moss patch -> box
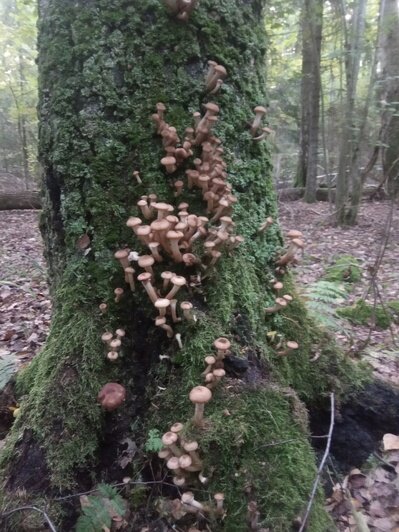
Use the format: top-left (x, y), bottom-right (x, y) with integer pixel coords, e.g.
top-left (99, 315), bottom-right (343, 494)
top-left (323, 255), bottom-right (362, 283)
top-left (337, 299), bottom-right (392, 329)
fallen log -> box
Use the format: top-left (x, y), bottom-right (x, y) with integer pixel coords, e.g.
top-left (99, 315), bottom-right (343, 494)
top-left (0, 191), bottom-right (41, 210)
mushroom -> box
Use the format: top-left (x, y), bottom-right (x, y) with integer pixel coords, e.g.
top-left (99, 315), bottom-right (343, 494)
top-left (264, 297), bottom-right (287, 314)
top-left (124, 267), bottom-right (135, 291)
top-left (189, 386), bottom-right (212, 427)
top-left (97, 383), bottom-right (126, 411)
top-left (133, 170), bottom-right (142, 184)
top-left (158, 448), bottom-right (172, 460)
top-left (155, 316), bottom-right (174, 338)
top-left (167, 456), bottom-right (184, 477)
top-left (214, 493), bottom-right (225, 516)
top-left (161, 271), bottom-right (174, 292)
top-left (181, 492), bottom-right (205, 514)
top-left (165, 275), bottom-right (186, 300)
top-left (247, 501), bottom-right (260, 530)
top-left (114, 249), bottom-right (130, 270)
top-left (277, 341), bottom-right (299, 356)
top-left (161, 156), bottom-right (177, 174)
top-left (276, 238), bottom-right (305, 266)
top-left (201, 356), bottom-right (216, 377)
top-left (213, 337), bottom-right (231, 361)
top-left (137, 198), bottom-right (152, 220)
top-left (162, 431), bottom-right (182, 457)
top-left (114, 287), bottom-right (124, 303)
top-left (107, 351), bottom-right (119, 362)
top-left (173, 476), bottom-right (186, 487)
top-left (99, 303), bottom-right (108, 314)
top-left (250, 105), bottom-right (267, 136)
top-left (137, 272), bottom-right (158, 303)
top-left (180, 301), bottom-right (194, 321)
top-left (207, 368), bottom-right (225, 389)
top-left (252, 126), bottom-right (273, 141)
top-left (101, 332), bottom-right (113, 345)
top-left (148, 241), bottom-right (163, 262)
top-left (174, 180), bottom-right (184, 196)
top-left (170, 299), bottom-right (181, 323)
top-left (126, 216), bottom-right (142, 234)
top-left (138, 255), bottom-right (155, 275)
top-left (154, 298), bottom-right (171, 318)
top-left (166, 230), bottom-right (184, 262)
top-left (258, 216), bottom-right (274, 233)
top-left (183, 440), bottom-right (202, 469)
top-left (273, 281), bottom-right (283, 293)
top-left (110, 338), bottom-right (121, 351)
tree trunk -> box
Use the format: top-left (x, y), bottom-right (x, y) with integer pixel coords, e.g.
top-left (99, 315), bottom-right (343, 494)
top-left (297, 0), bottom-right (323, 203)
top-left (0, 2), bottom-right (354, 530)
top-left (335, 0), bottom-right (367, 225)
top-left (379, 0), bottom-right (399, 198)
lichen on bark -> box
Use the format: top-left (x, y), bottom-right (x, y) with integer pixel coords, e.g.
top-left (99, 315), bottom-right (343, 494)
top-left (0, 1), bottom-right (363, 530)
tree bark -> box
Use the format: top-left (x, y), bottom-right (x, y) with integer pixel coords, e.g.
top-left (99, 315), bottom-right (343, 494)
top-left (297, 0), bottom-right (323, 203)
top-left (0, 2), bottom-right (353, 530)
top-left (379, 0), bottom-right (399, 198)
top-left (335, 0), bottom-right (367, 225)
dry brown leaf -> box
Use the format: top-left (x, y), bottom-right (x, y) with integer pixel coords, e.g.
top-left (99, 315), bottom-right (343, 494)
top-left (383, 433), bottom-right (399, 451)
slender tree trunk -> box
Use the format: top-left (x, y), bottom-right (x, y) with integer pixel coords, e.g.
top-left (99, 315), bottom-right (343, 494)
top-left (297, 0), bottom-right (323, 202)
top-left (335, 0), bottom-right (367, 225)
top-left (345, 0), bottom-right (384, 224)
top-left (379, 0), bottom-right (399, 197)
top-left (0, 1), bottom-right (352, 530)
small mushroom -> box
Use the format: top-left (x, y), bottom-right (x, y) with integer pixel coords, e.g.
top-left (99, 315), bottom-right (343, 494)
top-left (264, 297), bottom-right (288, 314)
top-left (165, 275), bottom-right (186, 300)
top-left (277, 341), bottom-right (299, 356)
top-left (213, 337), bottom-right (231, 361)
top-left (189, 386), bottom-right (212, 427)
top-left (201, 355), bottom-right (216, 376)
top-left (214, 492), bottom-right (225, 516)
top-left (250, 105), bottom-right (267, 136)
top-left (114, 287), bottom-right (124, 303)
top-left (162, 431), bottom-right (182, 457)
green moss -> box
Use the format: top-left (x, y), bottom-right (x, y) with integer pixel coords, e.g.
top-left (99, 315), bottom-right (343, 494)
top-left (323, 255), bottom-right (362, 283)
top-left (1, 266), bottom-right (116, 489)
top-left (337, 299), bottom-right (392, 329)
top-left (0, 1), bottom-right (366, 530)
top-left (149, 383), bottom-right (332, 531)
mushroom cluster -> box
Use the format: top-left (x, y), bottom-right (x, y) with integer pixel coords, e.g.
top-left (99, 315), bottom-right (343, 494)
top-left (101, 329), bottom-right (125, 361)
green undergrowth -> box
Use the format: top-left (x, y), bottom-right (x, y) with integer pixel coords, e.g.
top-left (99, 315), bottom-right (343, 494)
top-left (337, 299), bottom-right (393, 329)
top-left (324, 255), bottom-right (362, 283)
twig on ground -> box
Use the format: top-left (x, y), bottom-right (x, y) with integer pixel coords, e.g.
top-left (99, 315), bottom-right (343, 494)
top-left (0, 505), bottom-right (57, 532)
top-left (298, 393), bottom-right (335, 532)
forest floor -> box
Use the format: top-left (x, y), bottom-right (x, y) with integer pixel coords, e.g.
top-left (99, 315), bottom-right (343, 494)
top-left (0, 199), bottom-right (398, 530)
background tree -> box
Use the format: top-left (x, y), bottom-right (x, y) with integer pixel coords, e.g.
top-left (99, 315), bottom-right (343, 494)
top-left (0, 0), bottom-right (37, 187)
top-left (0, 1), bottom-right (356, 530)
top-left (296, 0), bottom-right (323, 203)
top-left (379, 0), bottom-right (399, 197)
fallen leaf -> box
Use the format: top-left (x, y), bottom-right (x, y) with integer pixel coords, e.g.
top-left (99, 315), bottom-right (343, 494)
top-left (383, 433), bottom-right (399, 451)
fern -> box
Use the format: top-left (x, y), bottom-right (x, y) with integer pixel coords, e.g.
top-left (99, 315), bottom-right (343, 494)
top-left (144, 428), bottom-right (163, 452)
top-left (76, 483), bottom-right (127, 532)
top-left (300, 280), bottom-right (348, 331)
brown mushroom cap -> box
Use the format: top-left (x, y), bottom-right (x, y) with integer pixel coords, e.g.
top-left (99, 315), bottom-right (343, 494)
top-left (97, 383), bottom-right (126, 411)
top-left (213, 337), bottom-right (231, 351)
top-left (162, 431), bottom-right (178, 447)
top-left (183, 441), bottom-right (199, 452)
top-left (286, 341), bottom-right (299, 350)
top-left (213, 368), bottom-right (226, 378)
top-left (114, 249), bottom-right (129, 260)
top-left (155, 298), bottom-right (171, 310)
top-left (286, 230), bottom-right (303, 239)
top-left (126, 216), bottom-right (142, 229)
top-left (138, 255), bottom-right (155, 269)
top-left (189, 385), bottom-right (212, 404)
top-left (203, 102), bottom-right (220, 114)
top-left (291, 238), bottom-right (305, 248)
top-left (161, 156), bottom-right (177, 167)
top-left (254, 105), bottom-right (267, 114)
top-left (170, 422), bottom-right (184, 433)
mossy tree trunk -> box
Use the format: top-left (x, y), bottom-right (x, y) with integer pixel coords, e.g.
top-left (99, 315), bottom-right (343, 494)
top-left (0, 1), bottom-right (356, 530)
